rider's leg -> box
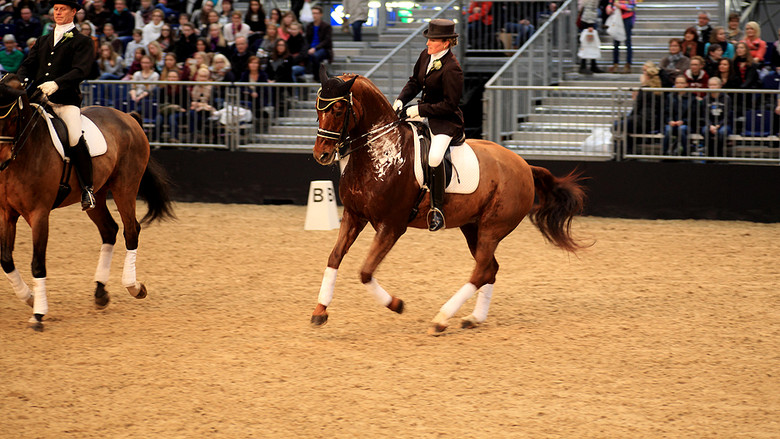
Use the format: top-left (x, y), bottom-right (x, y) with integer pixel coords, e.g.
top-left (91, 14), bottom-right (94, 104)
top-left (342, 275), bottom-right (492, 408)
top-left (427, 134), bottom-right (451, 232)
top-left (53, 104), bottom-right (94, 210)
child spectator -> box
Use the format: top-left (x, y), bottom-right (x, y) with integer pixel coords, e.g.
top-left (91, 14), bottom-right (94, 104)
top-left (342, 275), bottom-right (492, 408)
top-left (578, 26), bottom-right (603, 75)
top-left (699, 76), bottom-right (731, 158)
top-left (147, 41), bottom-right (165, 72)
top-left (124, 46), bottom-right (147, 78)
top-left (124, 29), bottom-right (146, 69)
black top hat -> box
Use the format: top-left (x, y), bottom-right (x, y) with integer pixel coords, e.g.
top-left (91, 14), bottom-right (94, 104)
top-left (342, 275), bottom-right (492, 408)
top-left (52, 0), bottom-right (81, 9)
top-left (423, 19), bottom-right (458, 39)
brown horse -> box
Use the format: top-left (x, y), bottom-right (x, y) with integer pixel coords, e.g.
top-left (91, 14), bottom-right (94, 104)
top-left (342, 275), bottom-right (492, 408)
top-left (0, 74), bottom-right (174, 330)
top-left (311, 71), bottom-right (587, 334)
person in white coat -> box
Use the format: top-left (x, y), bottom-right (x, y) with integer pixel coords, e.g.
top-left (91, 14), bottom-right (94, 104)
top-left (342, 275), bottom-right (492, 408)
top-left (342, 0), bottom-right (369, 41)
top-left (578, 26), bottom-right (603, 74)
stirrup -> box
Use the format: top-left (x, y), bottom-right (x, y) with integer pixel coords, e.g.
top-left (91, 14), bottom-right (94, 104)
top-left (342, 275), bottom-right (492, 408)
top-left (427, 208), bottom-right (445, 232)
top-left (81, 187), bottom-right (95, 211)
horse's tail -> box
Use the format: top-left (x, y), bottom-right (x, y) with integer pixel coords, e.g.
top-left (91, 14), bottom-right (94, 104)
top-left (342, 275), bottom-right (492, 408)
top-left (139, 157), bottom-right (176, 225)
top-left (529, 166), bottom-right (587, 253)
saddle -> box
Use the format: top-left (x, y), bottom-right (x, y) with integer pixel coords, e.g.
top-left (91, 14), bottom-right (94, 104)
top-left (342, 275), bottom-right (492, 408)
top-left (408, 120), bottom-right (465, 188)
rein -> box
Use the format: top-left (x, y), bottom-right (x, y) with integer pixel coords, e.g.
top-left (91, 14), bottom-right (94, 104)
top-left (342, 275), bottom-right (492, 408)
top-left (0, 94), bottom-right (43, 172)
top-left (316, 88), bottom-right (402, 160)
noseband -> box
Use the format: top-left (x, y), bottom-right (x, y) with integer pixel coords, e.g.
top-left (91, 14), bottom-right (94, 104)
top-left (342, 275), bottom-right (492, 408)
top-left (316, 88), bottom-right (402, 160)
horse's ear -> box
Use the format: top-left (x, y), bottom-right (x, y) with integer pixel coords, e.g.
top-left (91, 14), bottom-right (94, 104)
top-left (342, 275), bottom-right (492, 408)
top-left (344, 75), bottom-right (358, 91)
top-left (319, 64), bottom-right (329, 85)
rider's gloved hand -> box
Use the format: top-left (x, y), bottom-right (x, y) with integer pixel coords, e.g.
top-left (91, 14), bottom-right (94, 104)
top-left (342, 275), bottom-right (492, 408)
top-left (405, 105), bottom-right (419, 119)
top-left (392, 100), bottom-right (403, 113)
top-left (38, 81), bottom-right (59, 96)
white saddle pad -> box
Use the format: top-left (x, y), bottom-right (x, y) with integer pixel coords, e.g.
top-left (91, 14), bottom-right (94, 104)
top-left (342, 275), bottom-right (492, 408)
top-left (31, 104), bottom-right (108, 159)
top-left (410, 122), bottom-right (479, 194)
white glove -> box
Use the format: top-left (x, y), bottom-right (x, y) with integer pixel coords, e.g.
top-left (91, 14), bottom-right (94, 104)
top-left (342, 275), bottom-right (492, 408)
top-left (38, 81), bottom-right (59, 96)
top-left (392, 99), bottom-right (403, 112)
top-left (405, 105), bottom-right (419, 118)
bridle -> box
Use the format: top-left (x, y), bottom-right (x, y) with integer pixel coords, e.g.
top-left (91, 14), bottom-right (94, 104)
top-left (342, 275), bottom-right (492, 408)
top-left (316, 88), bottom-right (402, 160)
top-left (0, 93), bottom-right (42, 172)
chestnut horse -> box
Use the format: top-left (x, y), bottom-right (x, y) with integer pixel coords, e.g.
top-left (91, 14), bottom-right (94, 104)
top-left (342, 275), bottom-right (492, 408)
top-left (311, 71), bottom-right (587, 334)
top-left (0, 74), bottom-right (174, 330)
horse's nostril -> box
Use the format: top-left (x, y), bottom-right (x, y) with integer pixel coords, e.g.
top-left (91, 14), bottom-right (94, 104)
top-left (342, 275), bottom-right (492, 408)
top-left (319, 152), bottom-right (330, 162)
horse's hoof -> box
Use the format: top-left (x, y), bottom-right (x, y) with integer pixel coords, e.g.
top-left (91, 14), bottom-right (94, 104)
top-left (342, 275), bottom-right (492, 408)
top-left (135, 283), bottom-right (147, 299)
top-left (387, 297), bottom-right (404, 314)
top-left (461, 315), bottom-right (481, 329)
top-left (127, 282), bottom-right (147, 299)
top-left (428, 323), bottom-right (447, 336)
top-left (94, 282), bottom-right (110, 309)
top-left (311, 313), bottom-right (329, 327)
top-left (29, 314), bottom-right (44, 332)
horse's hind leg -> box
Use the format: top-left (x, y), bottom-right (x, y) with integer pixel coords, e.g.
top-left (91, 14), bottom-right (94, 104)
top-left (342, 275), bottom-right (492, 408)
top-left (87, 191), bottom-right (119, 309)
top-left (112, 191), bottom-right (146, 300)
top-left (0, 211), bottom-right (32, 307)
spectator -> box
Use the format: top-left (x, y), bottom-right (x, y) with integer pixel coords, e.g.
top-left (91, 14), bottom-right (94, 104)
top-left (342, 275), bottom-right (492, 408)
top-left (536, 2), bottom-right (557, 27)
top-left (659, 38), bottom-right (690, 86)
top-left (229, 35), bottom-right (251, 78)
top-left (238, 55), bottom-right (269, 113)
top-left (174, 22), bottom-right (198, 62)
top-left (0, 34), bottom-right (24, 74)
top-left (124, 29), bottom-right (145, 68)
top-left (157, 69), bottom-right (188, 142)
top-left (223, 10), bottom-right (250, 45)
top-left (134, 0), bottom-right (155, 30)
top-left (703, 43), bottom-right (723, 78)
top-left (715, 58), bottom-right (740, 89)
top-left (266, 38), bottom-right (293, 82)
top-left (161, 52), bottom-right (185, 80)
top-left (110, 0), bottom-right (136, 40)
top-left (155, 0), bottom-right (179, 22)
top-left (286, 22), bottom-right (306, 81)
top-left (680, 27), bottom-right (699, 59)
top-left (218, 0), bottom-right (233, 26)
top-left (733, 41), bottom-right (760, 88)
top-left (699, 76), bottom-right (731, 158)
top-left (304, 5), bottom-right (332, 81)
top-left (767, 27), bottom-right (780, 71)
top-left (278, 11), bottom-right (297, 41)
top-left (191, 0), bottom-right (213, 30)
top-left (704, 26), bottom-right (735, 61)
top-left (695, 11), bottom-right (712, 55)
top-left (156, 24), bottom-right (174, 52)
top-left (725, 12), bottom-right (743, 45)
top-left (85, 0), bottom-right (111, 36)
top-left (80, 21), bottom-right (100, 55)
top-left (195, 36), bottom-right (209, 54)
top-left (578, 26), bottom-right (603, 74)
top-left (663, 74), bottom-right (692, 156)
top-left (189, 66), bottom-right (217, 141)
top-left (258, 23), bottom-right (277, 55)
top-left (128, 54), bottom-right (159, 111)
top-left (147, 40), bottom-right (164, 71)
top-left (619, 61), bottom-right (663, 153)
top-left (142, 8), bottom-right (165, 46)
top-left (244, 0), bottom-right (266, 42)
top-left (342, 0), bottom-right (368, 42)
top-left (267, 8), bottom-right (282, 27)
top-left (290, 0), bottom-right (306, 23)
top-left (206, 22), bottom-right (229, 55)
top-left (97, 41), bottom-right (125, 79)
top-left (742, 21), bottom-right (767, 64)
top-left (24, 38), bottom-right (37, 56)
top-left (467, 1), bottom-right (494, 49)
top-left (13, 7), bottom-right (42, 49)
top-left (506, 18), bottom-right (534, 49)
top-left (210, 52), bottom-right (234, 81)
top-left (200, 10), bottom-right (220, 37)
top-left (100, 22), bottom-right (124, 54)
top-left (607, 0), bottom-right (636, 73)
top-left (124, 46), bottom-right (146, 78)
top-left (684, 56), bottom-right (709, 96)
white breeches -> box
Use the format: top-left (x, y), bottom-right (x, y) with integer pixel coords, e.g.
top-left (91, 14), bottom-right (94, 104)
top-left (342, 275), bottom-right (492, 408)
top-left (51, 104), bottom-right (82, 146)
top-left (428, 134), bottom-right (452, 167)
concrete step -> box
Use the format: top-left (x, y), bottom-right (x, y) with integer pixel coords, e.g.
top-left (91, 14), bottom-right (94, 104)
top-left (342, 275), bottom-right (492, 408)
top-left (542, 96), bottom-right (632, 106)
top-left (528, 113), bottom-right (615, 124)
top-left (511, 131), bottom-right (592, 142)
top-left (268, 125), bottom-right (318, 136)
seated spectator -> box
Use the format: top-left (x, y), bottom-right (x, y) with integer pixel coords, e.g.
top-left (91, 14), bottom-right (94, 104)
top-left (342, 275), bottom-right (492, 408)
top-left (278, 11), bottom-right (297, 41)
top-left (695, 11), bottom-right (712, 55)
top-left (286, 22), bottom-right (307, 80)
top-left (200, 10), bottom-right (221, 37)
top-left (245, 0), bottom-right (266, 44)
top-left (142, 9), bottom-right (166, 46)
top-left (101, 23), bottom-right (124, 55)
top-left (206, 23), bottom-right (230, 55)
top-left (704, 43), bottom-right (723, 78)
top-left (733, 42), bottom-right (760, 89)
top-left (157, 70), bottom-right (189, 143)
top-left (97, 42), bottom-right (125, 79)
top-left (704, 26), bottom-right (735, 61)
top-left (189, 66), bottom-right (217, 141)
top-left (663, 74), bottom-right (692, 155)
top-left (684, 56), bottom-right (709, 94)
top-left (85, 0), bottom-right (111, 35)
top-left (124, 47), bottom-right (146, 78)
top-left (467, 1), bottom-right (494, 50)
top-left (238, 55), bottom-right (269, 113)
top-left (767, 27), bottom-right (780, 71)
top-left (681, 27), bottom-right (699, 59)
top-left (726, 11), bottom-right (743, 45)
top-left (192, 0), bottom-right (215, 31)
top-left (154, 0), bottom-right (179, 25)
top-left (659, 38), bottom-right (690, 87)
top-left (147, 41), bottom-right (165, 72)
top-left (80, 21), bottom-right (100, 56)
top-left (174, 22), bottom-right (199, 62)
top-left (224, 10), bottom-right (251, 45)
top-left (305, 5), bottom-right (332, 81)
top-left (210, 52), bottom-right (235, 81)
top-left (258, 23), bottom-right (278, 56)
top-left (0, 34), bottom-right (24, 74)
top-left (618, 61), bottom-right (664, 154)
top-left (24, 38), bottom-right (37, 56)
top-left (134, 0), bottom-right (156, 30)
top-left (715, 58), bottom-right (741, 89)
top-left (124, 29), bottom-right (146, 69)
top-left (699, 76), bottom-right (731, 158)
top-left (218, 0), bottom-right (235, 26)
top-left (162, 52), bottom-right (187, 81)
top-left (128, 55), bottom-right (160, 112)
top-left (230, 35), bottom-right (251, 78)
top-left (157, 24), bottom-right (175, 52)
top-left (13, 7), bottom-right (41, 50)
top-left (506, 18), bottom-right (534, 49)
top-left (110, 0), bottom-right (136, 41)
top-left (742, 21), bottom-right (767, 64)
top-left (267, 8), bottom-right (282, 27)
top-left (195, 37), bottom-right (210, 54)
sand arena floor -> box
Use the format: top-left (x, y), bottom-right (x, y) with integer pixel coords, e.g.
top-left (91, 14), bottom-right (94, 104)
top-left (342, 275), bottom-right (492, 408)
top-left (0, 202), bottom-right (778, 438)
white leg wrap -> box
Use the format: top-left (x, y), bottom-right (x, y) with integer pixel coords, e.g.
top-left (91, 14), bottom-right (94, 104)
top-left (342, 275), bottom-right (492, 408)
top-left (472, 284), bottom-right (494, 323)
top-left (122, 249), bottom-right (137, 288)
top-left (94, 244), bottom-right (114, 284)
top-left (365, 277), bottom-right (392, 307)
top-left (5, 269), bottom-right (31, 302)
top-left (317, 267), bottom-right (338, 306)
top-left (428, 134), bottom-right (453, 167)
top-left (32, 277), bottom-right (48, 316)
top-left (440, 283), bottom-right (478, 319)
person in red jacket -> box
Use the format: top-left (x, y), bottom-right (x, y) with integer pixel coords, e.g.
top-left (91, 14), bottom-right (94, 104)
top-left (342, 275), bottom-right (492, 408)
top-left (466, 1), bottom-right (493, 49)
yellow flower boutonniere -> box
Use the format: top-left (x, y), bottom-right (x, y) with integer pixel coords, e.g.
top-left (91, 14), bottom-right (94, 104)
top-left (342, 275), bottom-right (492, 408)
top-left (432, 59), bottom-right (443, 71)
top-left (62, 31), bottom-right (74, 41)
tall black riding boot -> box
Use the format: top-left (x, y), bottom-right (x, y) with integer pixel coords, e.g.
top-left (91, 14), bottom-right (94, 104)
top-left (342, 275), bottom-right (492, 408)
top-left (70, 135), bottom-right (95, 211)
top-left (426, 163), bottom-right (445, 232)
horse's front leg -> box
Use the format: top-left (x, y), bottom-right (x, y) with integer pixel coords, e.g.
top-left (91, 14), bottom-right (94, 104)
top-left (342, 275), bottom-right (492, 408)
top-left (359, 222), bottom-right (406, 315)
top-left (0, 210), bottom-right (32, 307)
top-left (311, 209), bottom-right (367, 326)
top-left (28, 211), bottom-right (50, 331)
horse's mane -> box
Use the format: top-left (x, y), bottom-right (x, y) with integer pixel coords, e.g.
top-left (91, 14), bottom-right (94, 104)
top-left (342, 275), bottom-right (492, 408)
top-left (347, 75), bottom-right (394, 118)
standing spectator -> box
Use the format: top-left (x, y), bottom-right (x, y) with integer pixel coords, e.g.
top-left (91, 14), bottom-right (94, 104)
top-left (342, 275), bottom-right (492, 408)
top-left (578, 26), bottom-right (603, 74)
top-left (466, 1), bottom-right (493, 49)
top-left (13, 7), bottom-right (42, 49)
top-left (244, 0), bottom-right (266, 43)
top-left (0, 34), bottom-right (24, 74)
top-left (142, 8), bottom-right (165, 46)
top-left (607, 0), bottom-right (635, 73)
top-left (100, 22), bottom-right (124, 54)
top-left (290, 0), bottom-right (305, 23)
top-left (109, 0), bottom-right (136, 41)
top-left (229, 35), bottom-right (250, 78)
top-left (662, 75), bottom-right (692, 156)
top-left (156, 24), bottom-right (174, 52)
top-left (189, 66), bottom-right (217, 141)
top-left (704, 27), bottom-right (735, 61)
top-left (342, 0), bottom-right (368, 42)
top-left (725, 12), bottom-right (743, 45)
top-left (238, 55), bottom-right (269, 114)
top-left (619, 61), bottom-right (662, 153)
top-left (174, 21), bottom-right (198, 62)
top-left (659, 38), bottom-right (690, 86)
top-left (123, 29), bottom-right (145, 68)
top-left (304, 5), bottom-right (332, 81)
top-left (266, 38), bottom-right (294, 116)
top-left (286, 22), bottom-right (306, 81)
top-left (741, 21), bottom-right (767, 64)
top-left (223, 10), bottom-right (250, 45)
top-left (97, 41), bottom-right (125, 79)
top-left (695, 11), bottom-right (712, 55)
top-left (85, 0), bottom-right (111, 35)
top-left (680, 27), bottom-right (699, 59)
top-left (699, 76), bottom-right (731, 158)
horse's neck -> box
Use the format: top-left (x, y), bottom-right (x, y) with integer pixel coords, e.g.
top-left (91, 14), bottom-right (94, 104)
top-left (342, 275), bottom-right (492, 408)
top-left (347, 119), bottom-right (412, 180)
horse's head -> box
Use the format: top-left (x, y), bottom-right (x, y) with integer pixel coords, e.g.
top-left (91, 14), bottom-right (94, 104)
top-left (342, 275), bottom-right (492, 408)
top-left (313, 66), bottom-right (360, 165)
top-left (0, 74), bottom-right (28, 150)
